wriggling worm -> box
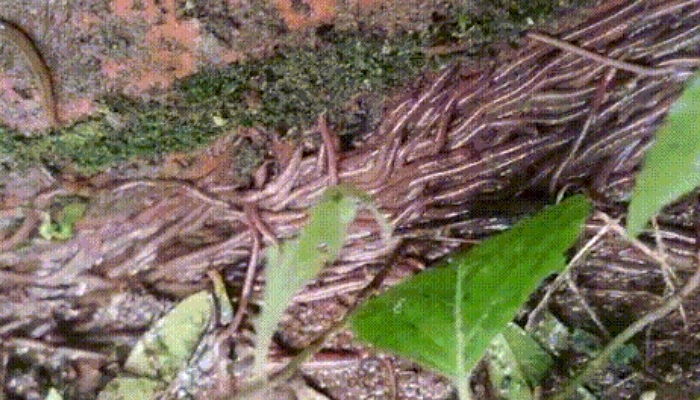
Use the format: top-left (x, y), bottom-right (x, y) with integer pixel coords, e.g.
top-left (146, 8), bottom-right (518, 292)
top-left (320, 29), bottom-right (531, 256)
top-left (0, 19), bottom-right (57, 128)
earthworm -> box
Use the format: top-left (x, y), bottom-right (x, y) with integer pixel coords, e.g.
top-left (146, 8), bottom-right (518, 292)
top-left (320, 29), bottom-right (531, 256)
top-left (0, 19), bottom-right (57, 128)
top-left (112, 178), bottom-right (231, 209)
top-left (146, 232), bottom-right (251, 281)
top-left (217, 146), bottom-right (303, 204)
top-left (106, 204), bottom-right (212, 278)
top-left (592, 137), bottom-right (641, 196)
top-left (550, 67), bottom-right (617, 193)
top-left (230, 230), bottom-right (260, 332)
top-left (529, 32), bottom-right (680, 76)
top-left (574, 100), bottom-right (672, 163)
top-left (243, 203), bottom-right (277, 245)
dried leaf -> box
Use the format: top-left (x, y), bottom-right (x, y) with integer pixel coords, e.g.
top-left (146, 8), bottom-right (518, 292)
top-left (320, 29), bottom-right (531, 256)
top-left (350, 195), bottom-right (590, 398)
top-left (627, 73), bottom-right (700, 236)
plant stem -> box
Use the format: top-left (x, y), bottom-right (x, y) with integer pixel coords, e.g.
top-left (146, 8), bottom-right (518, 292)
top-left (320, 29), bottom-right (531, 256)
top-left (456, 377), bottom-right (473, 400)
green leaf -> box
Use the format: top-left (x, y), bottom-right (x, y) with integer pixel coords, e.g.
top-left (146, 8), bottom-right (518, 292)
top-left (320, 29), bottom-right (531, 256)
top-left (96, 377), bottom-right (164, 400)
top-left (38, 202), bottom-right (88, 241)
top-left (499, 323), bottom-right (554, 387)
top-left (488, 333), bottom-right (534, 400)
top-left (254, 185), bottom-right (368, 374)
top-left (529, 312), bottom-right (571, 356)
top-left (58, 202), bottom-right (88, 226)
top-left (627, 73), bottom-right (700, 236)
top-left (124, 291), bottom-right (213, 380)
top-left (610, 343), bottom-right (640, 367)
top-left (45, 388), bottom-right (64, 400)
top-left (350, 195), bottom-right (590, 397)
top-left (38, 212), bottom-right (54, 240)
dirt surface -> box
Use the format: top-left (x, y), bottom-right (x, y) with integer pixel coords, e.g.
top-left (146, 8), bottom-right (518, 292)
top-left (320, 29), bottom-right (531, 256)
top-left (1, 0), bottom-right (700, 399)
top-left (0, 0), bottom-right (589, 134)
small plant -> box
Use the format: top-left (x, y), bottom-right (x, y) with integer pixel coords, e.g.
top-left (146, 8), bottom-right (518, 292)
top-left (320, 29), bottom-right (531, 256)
top-left (38, 201), bottom-right (87, 241)
top-left (253, 185), bottom-right (381, 375)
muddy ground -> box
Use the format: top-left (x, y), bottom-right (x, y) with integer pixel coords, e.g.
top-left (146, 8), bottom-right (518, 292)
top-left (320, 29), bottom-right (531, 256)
top-left (1, 0), bottom-right (700, 399)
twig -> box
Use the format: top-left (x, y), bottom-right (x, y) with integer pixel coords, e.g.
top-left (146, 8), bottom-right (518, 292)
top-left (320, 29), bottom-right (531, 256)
top-left (4, 338), bottom-right (108, 362)
top-left (527, 32), bottom-right (679, 77)
top-left (599, 212), bottom-right (691, 329)
top-left (651, 216), bottom-right (688, 331)
top-left (651, 216), bottom-right (680, 287)
top-left (598, 213), bottom-right (674, 270)
top-left (565, 274), bottom-right (610, 339)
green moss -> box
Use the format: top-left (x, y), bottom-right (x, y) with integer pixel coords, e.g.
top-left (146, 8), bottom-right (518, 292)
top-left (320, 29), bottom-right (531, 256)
top-left (423, 0), bottom-right (583, 50)
top-left (180, 33), bottom-right (428, 133)
top-left (0, 0), bottom-right (590, 175)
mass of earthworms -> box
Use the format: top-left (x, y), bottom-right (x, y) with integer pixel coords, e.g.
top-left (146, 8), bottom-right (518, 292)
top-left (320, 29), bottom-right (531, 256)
top-left (1, 0), bottom-right (700, 398)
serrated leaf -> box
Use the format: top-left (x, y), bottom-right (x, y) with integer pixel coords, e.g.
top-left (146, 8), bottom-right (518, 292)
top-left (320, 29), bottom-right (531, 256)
top-left (124, 291), bottom-right (212, 380)
top-left (350, 195), bottom-right (590, 397)
top-left (96, 377), bottom-right (163, 400)
top-left (627, 73), bottom-right (700, 236)
top-left (254, 185), bottom-right (368, 374)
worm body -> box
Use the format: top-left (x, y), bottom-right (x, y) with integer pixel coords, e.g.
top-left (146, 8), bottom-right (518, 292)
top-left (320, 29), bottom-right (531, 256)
top-left (0, 19), bottom-right (57, 128)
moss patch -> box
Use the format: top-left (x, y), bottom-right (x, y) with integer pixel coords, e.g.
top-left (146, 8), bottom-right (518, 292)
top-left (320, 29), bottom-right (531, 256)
top-left (0, 0), bottom-right (591, 175)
